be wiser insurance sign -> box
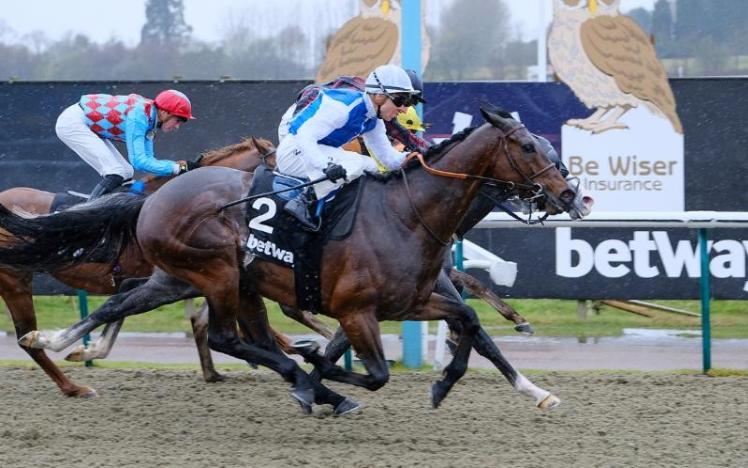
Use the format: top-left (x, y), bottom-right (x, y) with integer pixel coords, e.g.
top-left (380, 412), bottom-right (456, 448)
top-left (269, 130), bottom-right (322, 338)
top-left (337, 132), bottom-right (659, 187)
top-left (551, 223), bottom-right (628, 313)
top-left (562, 107), bottom-right (684, 212)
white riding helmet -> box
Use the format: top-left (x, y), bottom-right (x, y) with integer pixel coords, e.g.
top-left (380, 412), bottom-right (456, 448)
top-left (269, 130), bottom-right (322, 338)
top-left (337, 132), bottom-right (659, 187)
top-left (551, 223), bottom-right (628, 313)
top-left (365, 64), bottom-right (417, 95)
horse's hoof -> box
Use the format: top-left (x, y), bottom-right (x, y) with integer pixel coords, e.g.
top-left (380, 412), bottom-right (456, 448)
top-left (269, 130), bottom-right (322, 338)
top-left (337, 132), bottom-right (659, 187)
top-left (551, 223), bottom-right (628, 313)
top-left (203, 372), bottom-right (226, 383)
top-left (66, 386), bottom-right (98, 398)
top-left (538, 394), bottom-right (561, 411)
top-left (64, 346), bottom-right (87, 362)
top-left (430, 382), bottom-right (449, 409)
top-left (514, 322), bottom-right (534, 335)
top-left (334, 397), bottom-right (363, 416)
top-left (296, 399), bottom-right (313, 415)
top-left (289, 386), bottom-right (315, 411)
top-left (18, 330), bottom-right (42, 348)
top-left (292, 339), bottom-right (320, 356)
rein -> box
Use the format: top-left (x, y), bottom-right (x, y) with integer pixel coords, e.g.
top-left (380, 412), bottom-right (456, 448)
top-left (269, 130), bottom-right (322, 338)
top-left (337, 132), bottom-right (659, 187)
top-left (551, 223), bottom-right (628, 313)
top-left (401, 123), bottom-right (557, 240)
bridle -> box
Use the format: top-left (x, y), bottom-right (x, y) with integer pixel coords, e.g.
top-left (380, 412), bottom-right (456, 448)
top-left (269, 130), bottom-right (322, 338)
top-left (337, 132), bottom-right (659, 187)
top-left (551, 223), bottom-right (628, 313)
top-left (401, 122), bottom-right (563, 244)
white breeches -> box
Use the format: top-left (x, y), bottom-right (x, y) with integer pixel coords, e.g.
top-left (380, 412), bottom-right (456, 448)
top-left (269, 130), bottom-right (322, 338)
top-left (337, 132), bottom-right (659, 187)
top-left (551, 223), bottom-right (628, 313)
top-left (55, 104), bottom-right (134, 180)
top-left (276, 135), bottom-right (378, 199)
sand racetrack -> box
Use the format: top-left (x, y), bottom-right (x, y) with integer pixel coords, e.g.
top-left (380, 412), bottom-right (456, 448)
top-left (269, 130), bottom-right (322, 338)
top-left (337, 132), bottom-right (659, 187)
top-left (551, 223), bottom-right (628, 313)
top-left (1, 367), bottom-right (746, 467)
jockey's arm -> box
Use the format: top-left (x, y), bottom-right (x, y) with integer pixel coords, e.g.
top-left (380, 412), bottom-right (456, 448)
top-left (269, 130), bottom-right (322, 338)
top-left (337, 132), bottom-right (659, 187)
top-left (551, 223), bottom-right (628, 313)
top-left (125, 109), bottom-right (180, 176)
top-left (292, 96), bottom-right (350, 171)
top-left (362, 119), bottom-right (407, 170)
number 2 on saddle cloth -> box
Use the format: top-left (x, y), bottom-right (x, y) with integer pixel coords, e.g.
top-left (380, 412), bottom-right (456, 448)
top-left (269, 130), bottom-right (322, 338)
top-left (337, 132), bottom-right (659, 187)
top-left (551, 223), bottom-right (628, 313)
top-left (243, 164), bottom-right (365, 312)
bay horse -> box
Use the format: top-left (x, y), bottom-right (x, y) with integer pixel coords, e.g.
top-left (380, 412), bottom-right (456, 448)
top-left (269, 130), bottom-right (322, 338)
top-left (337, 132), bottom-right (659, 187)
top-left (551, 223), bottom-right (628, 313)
top-left (1, 135), bottom-right (537, 400)
top-left (0, 108), bottom-right (589, 410)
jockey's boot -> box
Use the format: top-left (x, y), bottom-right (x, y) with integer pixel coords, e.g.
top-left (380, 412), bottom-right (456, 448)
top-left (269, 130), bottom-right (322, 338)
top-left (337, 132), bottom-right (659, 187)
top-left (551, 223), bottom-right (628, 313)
top-left (284, 195), bottom-right (318, 230)
top-left (89, 174), bottom-right (124, 201)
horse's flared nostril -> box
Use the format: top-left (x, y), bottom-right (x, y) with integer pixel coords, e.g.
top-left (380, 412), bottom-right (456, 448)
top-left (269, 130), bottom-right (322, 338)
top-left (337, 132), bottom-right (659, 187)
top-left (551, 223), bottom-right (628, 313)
top-left (560, 190), bottom-right (575, 203)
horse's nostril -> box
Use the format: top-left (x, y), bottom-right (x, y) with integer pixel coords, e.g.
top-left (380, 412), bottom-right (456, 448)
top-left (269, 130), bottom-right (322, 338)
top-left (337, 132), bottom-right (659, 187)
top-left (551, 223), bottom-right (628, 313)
top-left (561, 190), bottom-right (575, 203)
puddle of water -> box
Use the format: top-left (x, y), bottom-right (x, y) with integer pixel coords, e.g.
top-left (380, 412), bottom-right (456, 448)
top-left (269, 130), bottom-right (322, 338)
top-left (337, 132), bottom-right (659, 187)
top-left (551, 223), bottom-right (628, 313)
top-left (622, 328), bottom-right (701, 339)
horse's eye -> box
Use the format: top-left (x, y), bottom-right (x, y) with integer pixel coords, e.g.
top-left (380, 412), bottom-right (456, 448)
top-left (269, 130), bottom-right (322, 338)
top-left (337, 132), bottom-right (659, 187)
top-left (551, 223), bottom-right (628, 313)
top-left (521, 144), bottom-right (536, 154)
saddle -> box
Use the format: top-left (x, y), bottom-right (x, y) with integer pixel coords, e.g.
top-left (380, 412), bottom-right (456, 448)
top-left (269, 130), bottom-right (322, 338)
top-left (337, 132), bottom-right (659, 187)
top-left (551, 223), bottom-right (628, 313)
top-left (50, 181), bottom-right (142, 212)
top-left (244, 164), bottom-right (365, 312)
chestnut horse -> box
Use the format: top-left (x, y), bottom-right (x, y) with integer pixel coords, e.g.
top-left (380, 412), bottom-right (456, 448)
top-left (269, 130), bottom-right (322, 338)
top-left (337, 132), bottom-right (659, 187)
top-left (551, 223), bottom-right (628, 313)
top-left (0, 137), bottom-right (288, 396)
top-left (0, 108), bottom-right (589, 410)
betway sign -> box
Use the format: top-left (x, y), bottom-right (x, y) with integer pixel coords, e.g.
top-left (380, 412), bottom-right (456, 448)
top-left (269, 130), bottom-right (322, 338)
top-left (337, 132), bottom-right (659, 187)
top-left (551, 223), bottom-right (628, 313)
top-left (557, 229), bottom-right (747, 289)
top-left (464, 227), bottom-right (748, 299)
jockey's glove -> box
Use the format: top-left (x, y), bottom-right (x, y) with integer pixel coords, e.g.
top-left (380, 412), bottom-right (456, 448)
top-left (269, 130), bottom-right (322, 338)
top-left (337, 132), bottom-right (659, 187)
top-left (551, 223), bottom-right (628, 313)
top-left (323, 163), bottom-right (347, 183)
top-left (177, 159), bottom-right (201, 174)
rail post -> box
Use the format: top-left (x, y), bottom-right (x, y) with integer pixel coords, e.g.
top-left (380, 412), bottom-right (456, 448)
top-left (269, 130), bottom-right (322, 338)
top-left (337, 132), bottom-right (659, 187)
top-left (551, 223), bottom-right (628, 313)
top-left (400, 0), bottom-right (423, 368)
top-left (76, 290), bottom-right (93, 368)
top-left (698, 228), bottom-right (711, 373)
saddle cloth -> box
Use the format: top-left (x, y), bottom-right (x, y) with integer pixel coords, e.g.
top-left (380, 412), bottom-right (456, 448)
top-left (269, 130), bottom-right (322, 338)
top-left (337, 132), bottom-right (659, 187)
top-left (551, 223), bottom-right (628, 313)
top-left (244, 164), bottom-right (365, 312)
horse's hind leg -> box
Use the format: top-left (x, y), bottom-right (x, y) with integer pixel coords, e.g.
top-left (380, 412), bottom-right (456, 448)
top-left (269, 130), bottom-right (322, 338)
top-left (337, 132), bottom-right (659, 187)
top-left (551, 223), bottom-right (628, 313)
top-left (235, 284), bottom-right (356, 414)
top-left (279, 304), bottom-right (335, 340)
top-left (297, 309), bottom-right (390, 392)
top-left (448, 269), bottom-right (533, 334)
top-left (185, 300), bottom-right (224, 382)
top-left (0, 270), bottom-right (96, 397)
top-left (66, 276), bottom-right (164, 360)
top-left (65, 319), bottom-right (123, 361)
top-left (21, 269), bottom-right (201, 353)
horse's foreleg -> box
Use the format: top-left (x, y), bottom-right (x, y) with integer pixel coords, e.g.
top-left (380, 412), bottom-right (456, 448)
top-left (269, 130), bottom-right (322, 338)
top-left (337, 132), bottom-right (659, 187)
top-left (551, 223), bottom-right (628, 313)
top-left (279, 304), bottom-right (335, 340)
top-left (406, 293), bottom-right (480, 408)
top-left (186, 300), bottom-right (224, 383)
top-left (465, 324), bottom-right (559, 410)
top-left (435, 273), bottom-right (558, 409)
top-left (448, 269), bottom-right (533, 334)
top-left (0, 270), bottom-right (96, 397)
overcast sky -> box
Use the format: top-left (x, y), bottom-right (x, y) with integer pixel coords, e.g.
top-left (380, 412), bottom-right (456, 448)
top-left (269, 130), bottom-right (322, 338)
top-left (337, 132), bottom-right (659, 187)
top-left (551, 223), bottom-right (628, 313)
top-left (0, 0), bottom-right (656, 46)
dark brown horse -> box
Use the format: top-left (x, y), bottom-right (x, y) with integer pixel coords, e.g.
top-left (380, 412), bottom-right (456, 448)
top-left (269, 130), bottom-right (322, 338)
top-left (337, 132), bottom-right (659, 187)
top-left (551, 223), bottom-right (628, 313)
top-left (0, 108), bottom-right (588, 410)
top-left (1, 135), bottom-right (538, 400)
top-left (0, 137), bottom-right (295, 396)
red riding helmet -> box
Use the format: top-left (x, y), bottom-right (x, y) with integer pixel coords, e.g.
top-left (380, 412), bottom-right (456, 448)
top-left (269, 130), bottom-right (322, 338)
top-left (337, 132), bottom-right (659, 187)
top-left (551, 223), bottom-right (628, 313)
top-left (154, 89), bottom-right (195, 120)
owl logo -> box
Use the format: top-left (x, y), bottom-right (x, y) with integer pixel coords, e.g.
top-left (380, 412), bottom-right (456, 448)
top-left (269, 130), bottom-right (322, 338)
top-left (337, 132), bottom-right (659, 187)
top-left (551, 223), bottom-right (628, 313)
top-left (549, 0), bottom-right (682, 134)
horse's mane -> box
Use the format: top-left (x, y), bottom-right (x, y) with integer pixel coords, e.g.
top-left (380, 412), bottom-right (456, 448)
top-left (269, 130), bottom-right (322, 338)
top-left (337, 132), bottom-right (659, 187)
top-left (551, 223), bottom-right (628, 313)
top-left (367, 126), bottom-right (479, 183)
top-left (199, 137), bottom-right (273, 165)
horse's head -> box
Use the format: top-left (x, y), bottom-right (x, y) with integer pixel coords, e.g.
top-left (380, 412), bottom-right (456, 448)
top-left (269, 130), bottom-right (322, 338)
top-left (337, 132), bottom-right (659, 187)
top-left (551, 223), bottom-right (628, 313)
top-left (197, 137), bottom-right (277, 172)
top-left (480, 106), bottom-right (591, 219)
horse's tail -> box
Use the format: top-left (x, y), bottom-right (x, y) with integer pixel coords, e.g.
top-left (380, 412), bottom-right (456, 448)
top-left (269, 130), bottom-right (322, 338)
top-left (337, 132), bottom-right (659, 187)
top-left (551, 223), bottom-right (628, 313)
top-left (0, 193), bottom-right (146, 271)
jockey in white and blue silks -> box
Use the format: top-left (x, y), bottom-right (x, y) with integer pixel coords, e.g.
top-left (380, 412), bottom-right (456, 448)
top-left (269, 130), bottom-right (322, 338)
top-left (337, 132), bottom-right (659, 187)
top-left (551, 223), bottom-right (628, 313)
top-left (276, 64), bottom-right (420, 228)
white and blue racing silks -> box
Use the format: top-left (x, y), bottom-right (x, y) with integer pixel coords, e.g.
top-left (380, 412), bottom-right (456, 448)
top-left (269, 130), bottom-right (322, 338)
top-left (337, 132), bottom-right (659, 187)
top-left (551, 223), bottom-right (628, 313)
top-left (288, 88), bottom-right (406, 171)
top-left (125, 102), bottom-right (178, 176)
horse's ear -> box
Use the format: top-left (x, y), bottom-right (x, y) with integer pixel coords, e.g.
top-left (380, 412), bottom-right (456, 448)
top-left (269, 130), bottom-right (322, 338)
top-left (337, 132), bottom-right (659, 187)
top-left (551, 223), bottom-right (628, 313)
top-left (250, 136), bottom-right (263, 150)
top-left (480, 107), bottom-right (501, 127)
top-left (480, 104), bottom-right (515, 131)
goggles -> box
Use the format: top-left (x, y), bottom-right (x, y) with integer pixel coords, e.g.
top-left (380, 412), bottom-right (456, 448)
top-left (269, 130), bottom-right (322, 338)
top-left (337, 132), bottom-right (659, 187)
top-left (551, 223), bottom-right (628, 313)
top-left (372, 71), bottom-right (418, 108)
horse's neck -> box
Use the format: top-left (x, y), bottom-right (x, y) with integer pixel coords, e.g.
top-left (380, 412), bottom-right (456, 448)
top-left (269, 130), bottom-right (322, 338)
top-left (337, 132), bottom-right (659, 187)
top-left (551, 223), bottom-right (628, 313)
top-left (403, 128), bottom-right (496, 243)
top-left (456, 194), bottom-right (499, 238)
top-left (204, 150), bottom-right (266, 172)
